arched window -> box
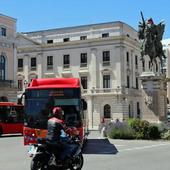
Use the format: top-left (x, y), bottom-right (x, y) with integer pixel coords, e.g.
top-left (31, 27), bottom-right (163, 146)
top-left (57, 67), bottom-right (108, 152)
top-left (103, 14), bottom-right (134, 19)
top-left (0, 55), bottom-right (5, 80)
top-left (104, 104), bottom-right (111, 118)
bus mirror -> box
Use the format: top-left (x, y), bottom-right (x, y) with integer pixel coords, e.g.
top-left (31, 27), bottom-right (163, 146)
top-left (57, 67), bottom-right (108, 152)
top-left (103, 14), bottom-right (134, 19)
top-left (81, 99), bottom-right (87, 110)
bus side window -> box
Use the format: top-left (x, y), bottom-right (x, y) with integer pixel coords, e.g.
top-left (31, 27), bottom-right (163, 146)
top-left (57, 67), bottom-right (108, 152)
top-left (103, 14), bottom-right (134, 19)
top-left (8, 108), bottom-right (17, 123)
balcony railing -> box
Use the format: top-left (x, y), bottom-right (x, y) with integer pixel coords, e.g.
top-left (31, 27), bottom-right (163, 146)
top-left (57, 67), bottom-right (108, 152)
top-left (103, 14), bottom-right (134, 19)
top-left (81, 87), bottom-right (142, 96)
top-left (80, 63), bottom-right (87, 67)
top-left (17, 67), bottom-right (23, 72)
top-left (102, 61), bottom-right (110, 66)
top-left (63, 64), bottom-right (70, 69)
top-left (31, 66), bottom-right (37, 71)
top-left (0, 80), bottom-right (14, 87)
top-left (47, 65), bottom-right (53, 70)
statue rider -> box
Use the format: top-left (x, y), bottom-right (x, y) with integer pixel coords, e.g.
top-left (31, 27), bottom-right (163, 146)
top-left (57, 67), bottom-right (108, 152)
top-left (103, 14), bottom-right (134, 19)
top-left (138, 12), bottom-right (165, 71)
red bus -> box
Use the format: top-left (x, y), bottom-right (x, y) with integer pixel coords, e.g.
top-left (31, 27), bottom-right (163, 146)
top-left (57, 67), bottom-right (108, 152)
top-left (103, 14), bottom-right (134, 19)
top-left (0, 102), bottom-right (24, 136)
top-left (23, 78), bottom-right (87, 145)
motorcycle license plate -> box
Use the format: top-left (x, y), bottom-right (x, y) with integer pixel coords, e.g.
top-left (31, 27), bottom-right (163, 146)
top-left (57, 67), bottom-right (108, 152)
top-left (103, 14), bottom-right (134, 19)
top-left (28, 145), bottom-right (37, 155)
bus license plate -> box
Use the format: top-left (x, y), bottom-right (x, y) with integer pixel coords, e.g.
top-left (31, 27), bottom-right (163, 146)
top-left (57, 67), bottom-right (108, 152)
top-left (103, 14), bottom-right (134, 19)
top-left (28, 145), bottom-right (37, 155)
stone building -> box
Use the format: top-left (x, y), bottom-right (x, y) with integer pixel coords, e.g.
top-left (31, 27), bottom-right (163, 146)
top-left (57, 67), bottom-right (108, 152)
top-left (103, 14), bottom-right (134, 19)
top-left (16, 21), bottom-right (151, 129)
top-left (0, 14), bottom-right (17, 102)
top-left (162, 39), bottom-right (170, 119)
top-left (162, 39), bottom-right (170, 100)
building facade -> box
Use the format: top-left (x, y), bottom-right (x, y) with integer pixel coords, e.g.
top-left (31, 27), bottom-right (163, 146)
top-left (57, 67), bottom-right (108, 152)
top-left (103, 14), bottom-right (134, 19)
top-left (162, 39), bottom-right (170, 100)
top-left (0, 14), bottom-right (17, 102)
top-left (17, 22), bottom-right (151, 129)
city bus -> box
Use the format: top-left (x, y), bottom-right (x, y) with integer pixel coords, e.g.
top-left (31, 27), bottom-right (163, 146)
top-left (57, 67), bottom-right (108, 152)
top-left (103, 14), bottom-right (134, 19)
top-left (0, 102), bottom-right (24, 135)
top-left (23, 78), bottom-right (87, 145)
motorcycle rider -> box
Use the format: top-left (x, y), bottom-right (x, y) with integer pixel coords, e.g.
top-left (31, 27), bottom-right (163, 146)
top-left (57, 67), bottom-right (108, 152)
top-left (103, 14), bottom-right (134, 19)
top-left (46, 107), bottom-right (66, 157)
top-left (46, 106), bottom-right (77, 160)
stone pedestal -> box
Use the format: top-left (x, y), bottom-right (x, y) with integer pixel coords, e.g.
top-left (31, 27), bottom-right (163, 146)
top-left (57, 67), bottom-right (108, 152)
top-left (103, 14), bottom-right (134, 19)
top-left (140, 72), bottom-right (167, 123)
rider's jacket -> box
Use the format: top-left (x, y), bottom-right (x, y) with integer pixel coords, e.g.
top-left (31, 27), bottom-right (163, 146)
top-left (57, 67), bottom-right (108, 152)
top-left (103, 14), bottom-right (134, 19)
top-left (46, 117), bottom-right (64, 142)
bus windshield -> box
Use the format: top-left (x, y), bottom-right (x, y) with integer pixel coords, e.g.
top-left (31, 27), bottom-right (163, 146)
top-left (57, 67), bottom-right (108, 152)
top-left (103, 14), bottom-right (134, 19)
top-left (24, 88), bottom-right (82, 129)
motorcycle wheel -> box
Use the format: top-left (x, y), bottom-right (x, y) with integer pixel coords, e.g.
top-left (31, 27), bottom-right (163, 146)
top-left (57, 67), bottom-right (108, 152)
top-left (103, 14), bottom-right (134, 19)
top-left (70, 154), bottom-right (84, 170)
top-left (31, 154), bottom-right (48, 170)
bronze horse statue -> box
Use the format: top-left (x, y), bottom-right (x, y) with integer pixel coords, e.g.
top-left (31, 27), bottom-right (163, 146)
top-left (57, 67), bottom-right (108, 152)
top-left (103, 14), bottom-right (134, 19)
top-left (138, 12), bottom-right (165, 71)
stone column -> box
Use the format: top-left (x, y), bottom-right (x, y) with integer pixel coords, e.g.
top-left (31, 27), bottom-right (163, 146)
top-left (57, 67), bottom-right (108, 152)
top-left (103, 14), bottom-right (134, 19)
top-left (23, 55), bottom-right (29, 88)
top-left (140, 72), bottom-right (167, 122)
top-left (90, 48), bottom-right (97, 88)
top-left (86, 96), bottom-right (93, 130)
top-left (37, 53), bottom-right (43, 78)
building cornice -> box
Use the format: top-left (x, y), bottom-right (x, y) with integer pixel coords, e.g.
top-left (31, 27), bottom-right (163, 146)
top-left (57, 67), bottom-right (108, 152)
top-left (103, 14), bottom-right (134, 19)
top-left (17, 35), bottom-right (140, 53)
top-left (0, 13), bottom-right (17, 22)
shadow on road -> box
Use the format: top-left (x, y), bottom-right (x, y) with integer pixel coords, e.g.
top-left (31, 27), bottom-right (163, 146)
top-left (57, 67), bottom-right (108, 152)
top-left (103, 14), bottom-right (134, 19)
top-left (83, 138), bottom-right (118, 155)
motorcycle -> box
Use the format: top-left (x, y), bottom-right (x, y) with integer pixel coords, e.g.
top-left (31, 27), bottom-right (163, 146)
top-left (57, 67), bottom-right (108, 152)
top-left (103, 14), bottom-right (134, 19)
top-left (28, 135), bottom-right (84, 170)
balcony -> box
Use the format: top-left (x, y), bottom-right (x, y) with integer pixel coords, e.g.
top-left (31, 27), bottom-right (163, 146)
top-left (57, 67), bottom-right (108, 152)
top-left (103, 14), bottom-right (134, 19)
top-left (79, 65), bottom-right (89, 75)
top-left (82, 88), bottom-right (122, 95)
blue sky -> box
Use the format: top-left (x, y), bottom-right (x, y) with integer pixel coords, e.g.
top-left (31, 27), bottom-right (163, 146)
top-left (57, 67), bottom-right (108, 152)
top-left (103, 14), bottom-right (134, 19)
top-left (0, 0), bottom-right (170, 38)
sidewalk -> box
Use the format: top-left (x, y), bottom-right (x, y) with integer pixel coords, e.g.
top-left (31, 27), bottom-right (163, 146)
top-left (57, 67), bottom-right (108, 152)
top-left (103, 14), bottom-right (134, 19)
top-left (87, 130), bottom-right (104, 139)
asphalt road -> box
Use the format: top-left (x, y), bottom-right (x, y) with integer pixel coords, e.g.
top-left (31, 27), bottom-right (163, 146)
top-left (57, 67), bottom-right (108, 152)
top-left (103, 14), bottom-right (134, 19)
top-left (0, 131), bottom-right (170, 170)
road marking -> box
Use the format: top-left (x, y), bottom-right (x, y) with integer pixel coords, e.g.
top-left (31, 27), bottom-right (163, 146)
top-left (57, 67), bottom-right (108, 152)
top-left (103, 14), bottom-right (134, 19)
top-left (115, 144), bottom-right (125, 147)
top-left (119, 143), bottom-right (170, 152)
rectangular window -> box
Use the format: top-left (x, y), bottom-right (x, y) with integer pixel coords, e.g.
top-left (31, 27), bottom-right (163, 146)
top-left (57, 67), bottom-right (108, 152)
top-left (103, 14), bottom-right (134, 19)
top-left (0, 70), bottom-right (4, 80)
top-left (31, 58), bottom-right (36, 69)
top-left (63, 38), bottom-right (70, 42)
top-left (137, 102), bottom-right (140, 118)
top-left (127, 75), bottom-right (130, 88)
top-left (80, 36), bottom-right (87, 40)
top-left (18, 80), bottom-right (23, 91)
top-left (127, 52), bottom-right (129, 66)
top-left (102, 33), bottom-right (109, 38)
top-left (142, 60), bottom-right (145, 71)
top-left (47, 56), bottom-right (53, 69)
top-left (103, 75), bottom-right (110, 88)
top-left (80, 53), bottom-right (87, 67)
top-left (1, 27), bottom-right (6, 36)
top-left (135, 55), bottom-right (138, 69)
top-left (103, 51), bottom-right (110, 66)
top-left (18, 59), bottom-right (23, 70)
top-left (136, 77), bottom-right (139, 89)
top-left (47, 40), bottom-right (53, 44)
top-left (63, 55), bottom-right (70, 68)
top-left (81, 77), bottom-right (87, 89)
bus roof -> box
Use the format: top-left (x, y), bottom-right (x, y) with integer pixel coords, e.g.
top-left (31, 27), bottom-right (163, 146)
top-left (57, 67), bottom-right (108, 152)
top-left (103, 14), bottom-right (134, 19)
top-left (27, 78), bottom-right (80, 89)
top-left (0, 102), bottom-right (23, 106)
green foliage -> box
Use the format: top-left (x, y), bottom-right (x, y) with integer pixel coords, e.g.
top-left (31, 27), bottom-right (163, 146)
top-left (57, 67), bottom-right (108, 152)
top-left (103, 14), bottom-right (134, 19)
top-left (148, 125), bottom-right (160, 139)
top-left (108, 126), bottom-right (135, 139)
top-left (105, 118), bottom-right (164, 140)
top-left (161, 130), bottom-right (170, 140)
top-left (128, 118), bottom-right (150, 139)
